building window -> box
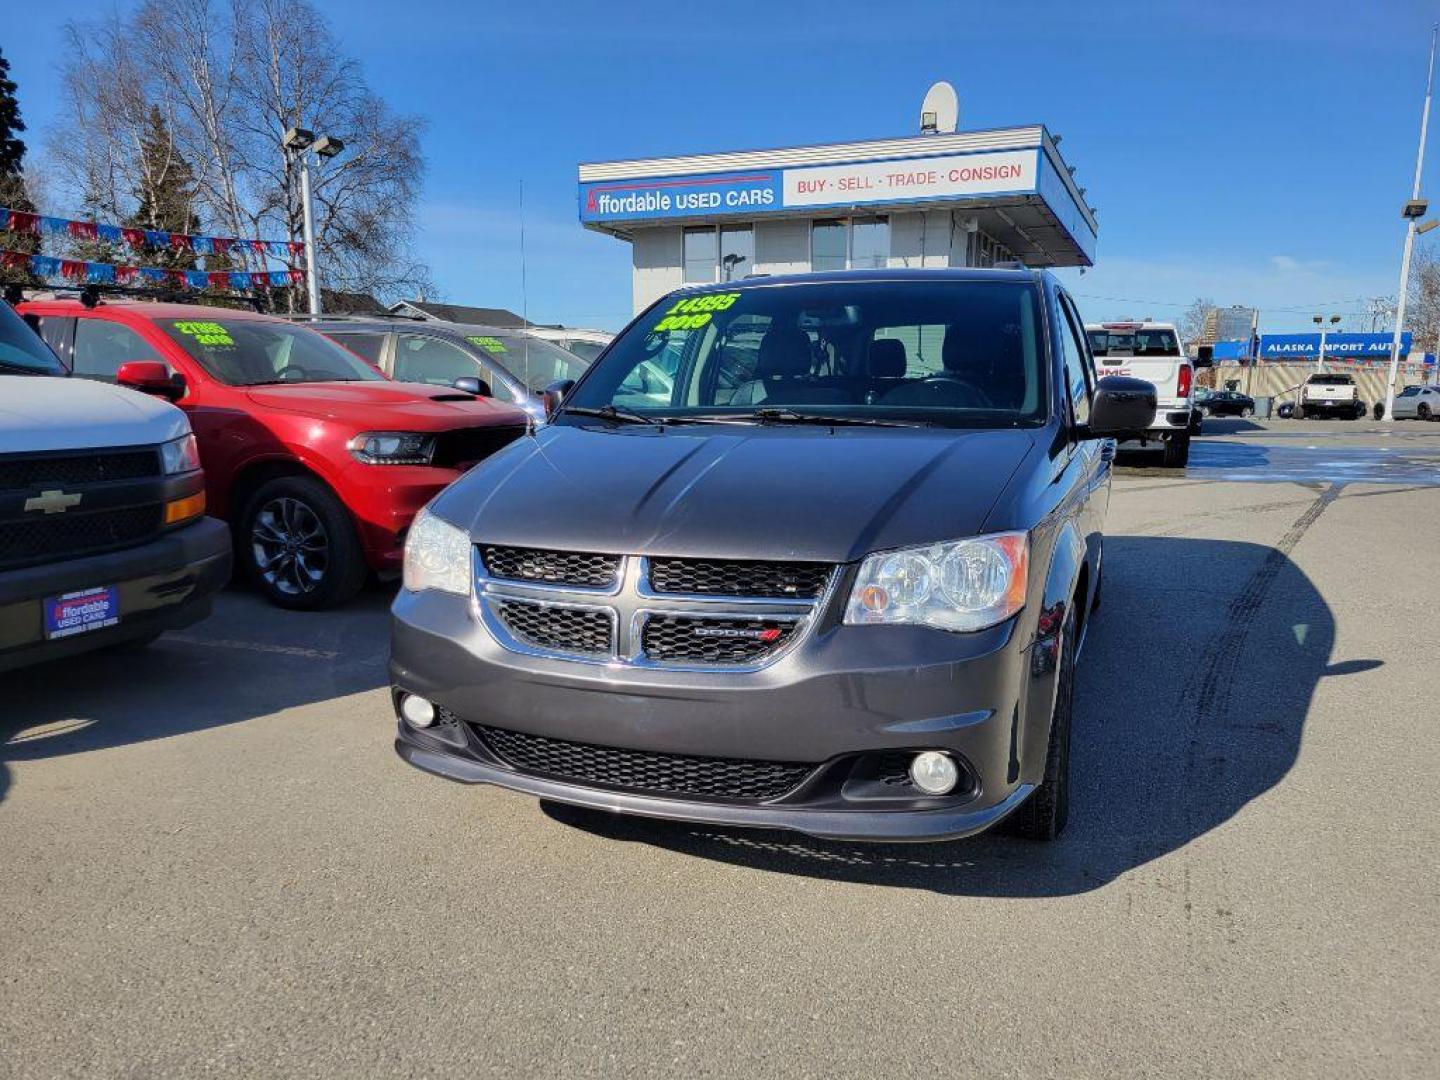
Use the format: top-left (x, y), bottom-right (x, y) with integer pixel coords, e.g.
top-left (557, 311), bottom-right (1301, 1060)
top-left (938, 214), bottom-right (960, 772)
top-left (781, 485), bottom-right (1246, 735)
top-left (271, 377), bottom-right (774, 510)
top-left (851, 217), bottom-right (889, 269)
top-left (811, 220), bottom-right (847, 272)
top-left (683, 226), bottom-right (718, 283)
top-left (810, 217), bottom-right (889, 272)
top-left (719, 225), bottom-right (754, 281)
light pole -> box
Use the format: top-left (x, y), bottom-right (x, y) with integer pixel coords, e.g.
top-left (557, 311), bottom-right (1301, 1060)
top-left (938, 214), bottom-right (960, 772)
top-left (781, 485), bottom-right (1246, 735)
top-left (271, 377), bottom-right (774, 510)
top-left (1385, 25), bottom-right (1438, 422)
top-left (1313, 314), bottom-right (1342, 372)
top-left (282, 126), bottom-right (345, 315)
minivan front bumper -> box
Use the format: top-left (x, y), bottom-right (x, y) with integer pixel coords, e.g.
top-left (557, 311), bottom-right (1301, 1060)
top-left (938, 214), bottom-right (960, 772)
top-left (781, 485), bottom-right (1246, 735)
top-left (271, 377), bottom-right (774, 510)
top-left (389, 588), bottom-right (1047, 842)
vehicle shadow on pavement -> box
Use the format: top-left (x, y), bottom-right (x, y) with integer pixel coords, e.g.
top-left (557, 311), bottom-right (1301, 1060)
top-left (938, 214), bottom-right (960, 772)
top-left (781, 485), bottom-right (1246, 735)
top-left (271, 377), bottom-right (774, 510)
top-left (0, 586), bottom-right (393, 806)
top-left (543, 536), bottom-right (1366, 897)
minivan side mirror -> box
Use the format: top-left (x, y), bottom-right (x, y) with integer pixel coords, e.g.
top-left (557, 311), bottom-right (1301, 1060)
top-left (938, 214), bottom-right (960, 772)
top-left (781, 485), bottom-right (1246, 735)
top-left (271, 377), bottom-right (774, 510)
top-left (1080, 375), bottom-right (1156, 440)
top-left (453, 376), bottom-right (491, 397)
top-left (116, 361), bottom-right (186, 402)
top-left (542, 379), bottom-right (576, 420)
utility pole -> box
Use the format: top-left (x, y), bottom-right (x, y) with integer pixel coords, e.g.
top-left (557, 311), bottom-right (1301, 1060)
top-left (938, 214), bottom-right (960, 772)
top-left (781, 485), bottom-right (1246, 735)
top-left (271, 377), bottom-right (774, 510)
top-left (1385, 25), bottom-right (1438, 422)
top-left (299, 156), bottom-right (320, 315)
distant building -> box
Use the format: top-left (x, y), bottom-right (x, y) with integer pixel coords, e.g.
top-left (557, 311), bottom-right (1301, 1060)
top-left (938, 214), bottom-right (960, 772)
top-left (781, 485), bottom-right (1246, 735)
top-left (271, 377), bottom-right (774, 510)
top-left (1202, 305), bottom-right (1256, 344)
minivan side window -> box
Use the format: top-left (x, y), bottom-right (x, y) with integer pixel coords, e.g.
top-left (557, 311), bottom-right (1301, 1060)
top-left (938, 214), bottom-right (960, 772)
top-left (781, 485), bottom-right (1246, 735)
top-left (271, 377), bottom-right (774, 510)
top-left (72, 319), bottom-right (167, 381)
top-left (1055, 294), bottom-right (1093, 424)
top-left (331, 332), bottom-right (387, 366)
top-left (394, 334), bottom-right (479, 386)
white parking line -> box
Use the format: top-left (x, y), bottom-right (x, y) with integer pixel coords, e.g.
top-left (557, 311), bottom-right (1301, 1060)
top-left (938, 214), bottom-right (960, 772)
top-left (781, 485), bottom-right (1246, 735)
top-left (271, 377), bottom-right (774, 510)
top-left (166, 635), bottom-right (340, 660)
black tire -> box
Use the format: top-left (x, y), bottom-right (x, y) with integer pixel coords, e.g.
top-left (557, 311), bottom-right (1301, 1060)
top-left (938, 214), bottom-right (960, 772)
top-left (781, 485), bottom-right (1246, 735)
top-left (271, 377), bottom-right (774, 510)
top-left (240, 475), bottom-right (367, 610)
top-left (1161, 431), bottom-right (1190, 468)
top-left (1374, 402), bottom-right (1386, 420)
top-left (1240, 406), bottom-right (1254, 418)
top-left (1300, 407), bottom-right (1311, 420)
top-left (1420, 403), bottom-right (1432, 421)
top-left (1006, 608), bottom-right (1076, 841)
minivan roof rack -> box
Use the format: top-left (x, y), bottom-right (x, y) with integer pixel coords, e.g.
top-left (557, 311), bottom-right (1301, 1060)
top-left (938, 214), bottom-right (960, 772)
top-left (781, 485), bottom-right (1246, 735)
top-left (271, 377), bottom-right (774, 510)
top-left (9, 282), bottom-right (270, 312)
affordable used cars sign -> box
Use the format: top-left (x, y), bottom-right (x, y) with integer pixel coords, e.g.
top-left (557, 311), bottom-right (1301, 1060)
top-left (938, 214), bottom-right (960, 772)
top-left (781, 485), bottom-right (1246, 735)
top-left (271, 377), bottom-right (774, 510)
top-left (579, 149), bottom-right (1040, 223)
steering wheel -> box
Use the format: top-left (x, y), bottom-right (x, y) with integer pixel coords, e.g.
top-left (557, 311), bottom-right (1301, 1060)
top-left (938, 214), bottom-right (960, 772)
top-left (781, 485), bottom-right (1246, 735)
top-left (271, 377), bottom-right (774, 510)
top-left (896, 375), bottom-right (996, 409)
top-left (273, 364), bottom-right (315, 383)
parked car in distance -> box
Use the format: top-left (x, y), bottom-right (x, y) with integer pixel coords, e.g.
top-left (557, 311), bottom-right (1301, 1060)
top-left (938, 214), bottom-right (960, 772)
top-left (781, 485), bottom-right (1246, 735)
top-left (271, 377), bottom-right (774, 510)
top-left (1085, 321), bottom-right (1197, 467)
top-left (0, 298), bottom-right (230, 671)
top-left (20, 299), bottom-right (529, 610)
top-left (1299, 372), bottom-right (1365, 419)
top-left (297, 315), bottom-right (591, 421)
top-left (525, 326), bottom-right (613, 363)
top-left (1195, 387), bottom-right (1256, 417)
top-left (390, 268), bottom-right (1156, 843)
top-left (1392, 384), bottom-right (1440, 420)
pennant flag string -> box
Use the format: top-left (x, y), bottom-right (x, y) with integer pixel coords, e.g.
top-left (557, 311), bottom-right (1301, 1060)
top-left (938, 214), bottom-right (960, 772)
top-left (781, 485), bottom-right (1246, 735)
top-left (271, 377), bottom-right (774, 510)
top-left (1, 248), bottom-right (304, 293)
top-left (0, 206), bottom-right (303, 260)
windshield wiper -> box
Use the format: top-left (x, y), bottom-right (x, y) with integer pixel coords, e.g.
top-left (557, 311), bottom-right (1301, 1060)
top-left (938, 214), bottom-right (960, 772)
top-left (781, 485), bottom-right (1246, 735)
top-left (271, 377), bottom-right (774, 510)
top-left (562, 404), bottom-right (661, 426)
top-left (745, 407), bottom-right (934, 429)
top-left (0, 359), bottom-right (60, 376)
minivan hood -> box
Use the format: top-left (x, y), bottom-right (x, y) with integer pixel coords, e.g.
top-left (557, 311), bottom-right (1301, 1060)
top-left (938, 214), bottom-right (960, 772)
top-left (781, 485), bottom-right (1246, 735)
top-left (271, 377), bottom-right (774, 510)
top-left (243, 381), bottom-right (526, 429)
top-left (433, 422), bottom-right (1037, 563)
top-left (0, 374), bottom-right (190, 453)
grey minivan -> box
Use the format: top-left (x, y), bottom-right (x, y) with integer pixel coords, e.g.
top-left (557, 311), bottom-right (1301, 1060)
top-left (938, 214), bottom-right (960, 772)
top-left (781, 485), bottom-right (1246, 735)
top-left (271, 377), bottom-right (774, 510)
top-left (389, 269), bottom-right (1154, 842)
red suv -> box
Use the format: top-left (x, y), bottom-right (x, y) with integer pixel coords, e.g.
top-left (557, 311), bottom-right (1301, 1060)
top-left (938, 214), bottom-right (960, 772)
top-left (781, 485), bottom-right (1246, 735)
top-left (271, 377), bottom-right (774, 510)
top-left (21, 299), bottom-right (528, 609)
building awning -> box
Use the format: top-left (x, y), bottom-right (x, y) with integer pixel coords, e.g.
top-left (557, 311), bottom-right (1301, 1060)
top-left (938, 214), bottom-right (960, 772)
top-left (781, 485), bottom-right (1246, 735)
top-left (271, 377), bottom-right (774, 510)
top-left (577, 126), bottom-right (1097, 268)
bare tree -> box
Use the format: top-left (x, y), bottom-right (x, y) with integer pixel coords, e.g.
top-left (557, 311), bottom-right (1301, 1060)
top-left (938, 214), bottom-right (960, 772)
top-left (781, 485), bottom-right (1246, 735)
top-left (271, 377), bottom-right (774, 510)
top-left (1405, 245), bottom-right (1440, 355)
top-left (47, 0), bottom-right (430, 301)
top-left (1178, 297), bottom-right (1217, 345)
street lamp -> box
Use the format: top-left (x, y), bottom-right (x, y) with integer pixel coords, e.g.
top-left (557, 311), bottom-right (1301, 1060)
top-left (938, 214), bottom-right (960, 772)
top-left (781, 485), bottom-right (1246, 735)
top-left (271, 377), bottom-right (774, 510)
top-left (1312, 314), bottom-right (1342, 372)
top-left (282, 126), bottom-right (345, 315)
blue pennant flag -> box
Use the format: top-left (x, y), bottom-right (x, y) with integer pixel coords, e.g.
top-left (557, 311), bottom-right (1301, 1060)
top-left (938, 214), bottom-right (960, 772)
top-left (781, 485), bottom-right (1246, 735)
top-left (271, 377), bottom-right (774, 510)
top-left (192, 237), bottom-right (214, 256)
top-left (97, 223), bottom-right (124, 244)
top-left (139, 267), bottom-right (168, 283)
top-left (267, 270), bottom-right (290, 287)
top-left (31, 255), bottom-right (61, 276)
top-left (229, 271), bottom-right (253, 290)
top-left (144, 229), bottom-right (171, 248)
top-left (86, 262), bottom-right (117, 284)
top-left (39, 217), bottom-right (69, 236)
top-left (184, 270), bottom-right (209, 289)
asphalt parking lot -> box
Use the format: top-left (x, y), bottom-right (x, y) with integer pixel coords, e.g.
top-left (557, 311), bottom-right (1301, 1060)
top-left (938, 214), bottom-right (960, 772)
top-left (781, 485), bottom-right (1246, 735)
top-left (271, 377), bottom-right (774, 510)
top-left (3, 418), bottom-right (1438, 1079)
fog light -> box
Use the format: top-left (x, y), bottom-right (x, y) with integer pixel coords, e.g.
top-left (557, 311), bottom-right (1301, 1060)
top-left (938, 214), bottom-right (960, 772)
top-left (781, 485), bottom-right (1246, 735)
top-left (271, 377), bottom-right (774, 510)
top-left (400, 694), bottom-right (436, 728)
top-left (909, 751), bottom-right (959, 795)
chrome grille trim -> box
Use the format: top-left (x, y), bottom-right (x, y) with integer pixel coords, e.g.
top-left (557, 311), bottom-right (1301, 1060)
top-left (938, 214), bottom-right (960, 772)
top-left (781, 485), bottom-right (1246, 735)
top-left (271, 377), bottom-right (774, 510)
top-left (473, 550), bottom-right (836, 671)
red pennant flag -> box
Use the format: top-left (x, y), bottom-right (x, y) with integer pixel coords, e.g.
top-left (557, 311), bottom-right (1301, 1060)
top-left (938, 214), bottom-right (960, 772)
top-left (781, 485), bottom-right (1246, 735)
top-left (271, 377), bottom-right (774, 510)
top-left (121, 228), bottom-right (147, 248)
top-left (170, 233), bottom-right (194, 252)
top-left (0, 249), bottom-right (30, 269)
top-left (167, 269), bottom-right (187, 288)
top-left (211, 237), bottom-right (232, 255)
top-left (250, 239), bottom-right (268, 254)
top-left (288, 269), bottom-right (305, 285)
top-left (207, 271), bottom-right (228, 288)
top-left (59, 260), bottom-right (87, 280)
top-left (68, 220), bottom-right (99, 242)
top-left (115, 264), bottom-right (139, 284)
top-left (5, 211), bottom-right (40, 234)
top-left (287, 241), bottom-right (305, 258)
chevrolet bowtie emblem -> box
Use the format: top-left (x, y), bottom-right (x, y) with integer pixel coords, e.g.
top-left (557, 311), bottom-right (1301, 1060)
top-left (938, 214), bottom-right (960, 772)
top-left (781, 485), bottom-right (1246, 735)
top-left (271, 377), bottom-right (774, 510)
top-left (24, 489), bottom-right (84, 515)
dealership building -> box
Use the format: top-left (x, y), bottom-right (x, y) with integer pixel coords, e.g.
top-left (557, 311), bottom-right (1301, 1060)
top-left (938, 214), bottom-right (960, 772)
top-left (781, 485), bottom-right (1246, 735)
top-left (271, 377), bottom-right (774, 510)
top-left (578, 120), bottom-right (1098, 313)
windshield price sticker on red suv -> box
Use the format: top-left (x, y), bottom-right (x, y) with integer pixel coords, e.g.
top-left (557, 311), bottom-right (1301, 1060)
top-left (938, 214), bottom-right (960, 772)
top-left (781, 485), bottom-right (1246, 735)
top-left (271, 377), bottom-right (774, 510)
top-left (172, 321), bottom-right (235, 347)
top-left (650, 292), bottom-right (741, 333)
top-left (466, 336), bottom-right (507, 353)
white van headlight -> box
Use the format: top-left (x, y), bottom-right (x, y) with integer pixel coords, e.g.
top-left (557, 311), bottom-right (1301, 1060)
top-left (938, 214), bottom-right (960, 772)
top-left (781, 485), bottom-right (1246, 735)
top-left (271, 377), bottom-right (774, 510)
top-left (844, 532), bottom-right (1029, 632)
top-left (403, 509), bottom-right (472, 596)
top-left (160, 433), bottom-right (201, 474)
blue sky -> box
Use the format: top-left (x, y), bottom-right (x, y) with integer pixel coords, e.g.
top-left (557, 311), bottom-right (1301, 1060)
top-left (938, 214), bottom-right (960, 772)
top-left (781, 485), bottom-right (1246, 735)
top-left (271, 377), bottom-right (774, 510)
top-left (8, 0), bottom-right (1440, 331)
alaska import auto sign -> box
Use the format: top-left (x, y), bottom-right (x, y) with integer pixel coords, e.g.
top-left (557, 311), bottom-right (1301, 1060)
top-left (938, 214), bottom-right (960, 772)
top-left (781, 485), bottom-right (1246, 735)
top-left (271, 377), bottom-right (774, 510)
top-left (579, 148), bottom-right (1039, 223)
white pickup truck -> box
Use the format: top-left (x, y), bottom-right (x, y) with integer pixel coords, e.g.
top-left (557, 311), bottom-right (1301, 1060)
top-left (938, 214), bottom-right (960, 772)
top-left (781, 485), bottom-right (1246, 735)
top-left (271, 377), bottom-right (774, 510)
top-left (1085, 321), bottom-right (1196, 467)
top-left (0, 299), bottom-right (231, 671)
top-left (1299, 372), bottom-right (1365, 420)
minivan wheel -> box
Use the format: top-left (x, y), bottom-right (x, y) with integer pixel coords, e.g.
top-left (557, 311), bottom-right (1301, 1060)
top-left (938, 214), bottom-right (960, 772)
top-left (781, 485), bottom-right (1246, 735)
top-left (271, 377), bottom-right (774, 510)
top-left (1005, 608), bottom-right (1076, 841)
top-left (1161, 431), bottom-right (1190, 468)
top-left (241, 476), bottom-right (367, 610)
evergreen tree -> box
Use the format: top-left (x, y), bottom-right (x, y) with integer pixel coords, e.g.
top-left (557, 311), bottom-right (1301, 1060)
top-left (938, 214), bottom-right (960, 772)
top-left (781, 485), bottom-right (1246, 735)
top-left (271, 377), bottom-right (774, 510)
top-left (127, 106), bottom-right (204, 273)
top-left (0, 46), bottom-right (40, 288)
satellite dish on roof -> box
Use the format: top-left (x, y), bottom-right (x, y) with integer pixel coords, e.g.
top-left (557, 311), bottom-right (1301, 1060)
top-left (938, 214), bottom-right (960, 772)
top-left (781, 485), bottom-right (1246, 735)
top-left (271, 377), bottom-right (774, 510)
top-left (919, 81), bottom-right (959, 135)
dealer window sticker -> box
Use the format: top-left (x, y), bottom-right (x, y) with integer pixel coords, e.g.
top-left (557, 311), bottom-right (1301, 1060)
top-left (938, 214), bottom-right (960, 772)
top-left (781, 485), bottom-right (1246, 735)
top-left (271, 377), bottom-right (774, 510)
top-left (466, 336), bottom-right (508, 354)
top-left (172, 320), bottom-right (235, 347)
top-left (649, 292), bottom-right (741, 333)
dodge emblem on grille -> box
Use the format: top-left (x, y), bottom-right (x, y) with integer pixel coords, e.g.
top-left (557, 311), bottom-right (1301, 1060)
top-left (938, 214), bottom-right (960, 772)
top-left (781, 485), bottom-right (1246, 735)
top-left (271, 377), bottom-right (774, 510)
top-left (23, 489), bottom-right (84, 515)
top-left (691, 626), bottom-right (783, 642)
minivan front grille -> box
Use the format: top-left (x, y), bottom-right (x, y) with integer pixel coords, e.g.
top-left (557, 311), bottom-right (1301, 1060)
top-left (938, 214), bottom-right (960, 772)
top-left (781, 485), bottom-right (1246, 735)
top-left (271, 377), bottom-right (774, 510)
top-left (482, 546), bottom-right (621, 589)
top-left (648, 557), bottom-right (832, 599)
top-left (493, 600), bottom-right (613, 656)
top-left (471, 720), bottom-right (815, 802)
top-left (641, 614), bottom-right (800, 665)
top-left (0, 449), bottom-right (160, 491)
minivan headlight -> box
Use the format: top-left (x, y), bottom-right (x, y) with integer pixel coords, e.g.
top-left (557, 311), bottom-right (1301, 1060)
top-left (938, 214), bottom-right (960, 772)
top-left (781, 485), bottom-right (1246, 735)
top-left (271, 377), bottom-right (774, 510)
top-left (844, 532), bottom-right (1029, 632)
top-left (403, 509), bottom-right (472, 596)
top-left (160, 433), bottom-right (201, 474)
top-left (348, 432), bottom-right (436, 465)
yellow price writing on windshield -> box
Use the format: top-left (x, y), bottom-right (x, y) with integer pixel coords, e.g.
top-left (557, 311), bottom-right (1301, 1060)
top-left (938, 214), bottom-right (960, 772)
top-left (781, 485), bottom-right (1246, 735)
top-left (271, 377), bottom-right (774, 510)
top-left (466, 335), bottom-right (507, 354)
top-left (173, 321), bottom-right (234, 347)
top-left (650, 291), bottom-right (741, 333)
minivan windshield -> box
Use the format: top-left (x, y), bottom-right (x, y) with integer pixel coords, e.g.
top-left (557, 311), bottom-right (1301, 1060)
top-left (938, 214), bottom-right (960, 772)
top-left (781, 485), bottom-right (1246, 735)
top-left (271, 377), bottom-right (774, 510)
top-left (161, 318), bottom-right (386, 387)
top-left (1086, 328), bottom-right (1180, 357)
top-left (454, 328), bottom-right (590, 394)
top-left (0, 303), bottom-right (65, 375)
top-left (561, 280), bottom-right (1046, 428)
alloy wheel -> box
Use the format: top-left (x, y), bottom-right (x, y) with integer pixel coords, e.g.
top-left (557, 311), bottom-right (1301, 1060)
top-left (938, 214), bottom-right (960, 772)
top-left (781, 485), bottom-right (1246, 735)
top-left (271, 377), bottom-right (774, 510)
top-left (250, 496), bottom-right (330, 597)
